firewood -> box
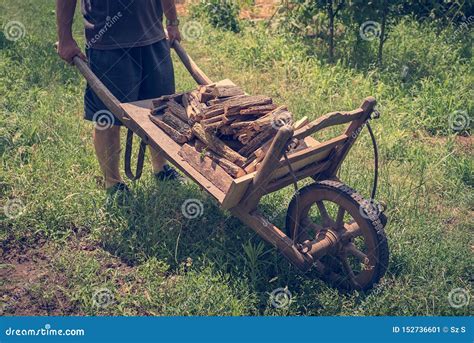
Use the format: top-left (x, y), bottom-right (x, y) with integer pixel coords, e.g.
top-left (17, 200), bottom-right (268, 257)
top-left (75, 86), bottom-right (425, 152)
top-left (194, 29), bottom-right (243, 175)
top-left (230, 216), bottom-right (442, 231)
top-left (239, 104), bottom-right (278, 116)
top-left (251, 106), bottom-right (289, 131)
top-left (149, 115), bottom-right (188, 144)
top-left (151, 104), bottom-right (168, 115)
top-left (167, 99), bottom-right (189, 123)
top-left (162, 111), bottom-right (193, 140)
top-left (152, 93), bottom-right (183, 107)
top-left (192, 123), bottom-right (246, 167)
top-left (238, 126), bottom-right (277, 157)
top-left (211, 85), bottom-right (245, 98)
top-left (207, 94), bottom-right (246, 106)
top-left (224, 95), bottom-right (273, 116)
top-left (202, 107), bottom-right (225, 119)
top-left (201, 114), bottom-right (225, 126)
top-left (178, 144), bottom-right (233, 192)
top-left (194, 140), bottom-right (246, 178)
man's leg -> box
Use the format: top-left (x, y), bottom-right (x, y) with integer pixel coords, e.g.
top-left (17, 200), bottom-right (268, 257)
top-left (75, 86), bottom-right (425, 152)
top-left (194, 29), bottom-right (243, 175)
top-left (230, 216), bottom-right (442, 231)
top-left (84, 47), bottom-right (141, 189)
top-left (93, 125), bottom-right (122, 189)
top-left (139, 39), bottom-right (176, 175)
top-left (149, 147), bottom-right (167, 174)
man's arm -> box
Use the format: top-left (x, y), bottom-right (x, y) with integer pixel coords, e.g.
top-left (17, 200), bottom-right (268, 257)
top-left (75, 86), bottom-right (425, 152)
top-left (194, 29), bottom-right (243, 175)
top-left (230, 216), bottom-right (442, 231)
top-left (161, 0), bottom-right (181, 43)
top-left (56, 0), bottom-right (86, 63)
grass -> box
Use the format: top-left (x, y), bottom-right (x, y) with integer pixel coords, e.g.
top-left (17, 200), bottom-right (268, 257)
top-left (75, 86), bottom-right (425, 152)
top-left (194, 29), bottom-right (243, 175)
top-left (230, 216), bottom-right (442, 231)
top-left (0, 0), bottom-right (472, 316)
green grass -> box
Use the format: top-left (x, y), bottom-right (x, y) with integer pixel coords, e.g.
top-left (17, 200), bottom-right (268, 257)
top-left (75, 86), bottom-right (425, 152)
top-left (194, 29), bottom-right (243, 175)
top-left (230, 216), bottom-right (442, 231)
top-left (1, 0), bottom-right (472, 316)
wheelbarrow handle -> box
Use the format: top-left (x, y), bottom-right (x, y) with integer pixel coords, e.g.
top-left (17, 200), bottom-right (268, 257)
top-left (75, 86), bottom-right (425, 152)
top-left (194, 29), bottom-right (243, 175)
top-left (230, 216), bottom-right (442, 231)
top-left (171, 40), bottom-right (213, 86)
top-left (72, 56), bottom-right (126, 120)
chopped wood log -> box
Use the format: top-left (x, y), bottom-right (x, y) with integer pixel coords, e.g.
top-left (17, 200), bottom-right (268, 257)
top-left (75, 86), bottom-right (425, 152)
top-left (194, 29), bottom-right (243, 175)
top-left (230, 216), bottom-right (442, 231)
top-left (202, 107), bottom-right (225, 119)
top-left (224, 95), bottom-right (273, 116)
top-left (149, 115), bottom-right (188, 144)
top-left (251, 106), bottom-right (289, 131)
top-left (194, 140), bottom-right (246, 178)
top-left (192, 123), bottom-right (246, 167)
top-left (167, 99), bottom-right (189, 123)
top-left (178, 144), bottom-right (233, 192)
top-left (230, 121), bottom-right (254, 130)
top-left (211, 85), bottom-right (245, 98)
top-left (152, 93), bottom-right (183, 107)
top-left (238, 126), bottom-right (277, 157)
top-left (162, 111), bottom-right (193, 140)
top-left (240, 104), bottom-right (278, 116)
top-left (207, 94), bottom-right (246, 106)
top-left (151, 104), bottom-right (168, 115)
top-left (201, 114), bottom-right (225, 126)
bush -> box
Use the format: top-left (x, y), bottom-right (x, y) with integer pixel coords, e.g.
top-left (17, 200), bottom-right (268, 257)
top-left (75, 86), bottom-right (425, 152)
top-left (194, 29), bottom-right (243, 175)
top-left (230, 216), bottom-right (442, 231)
top-left (191, 0), bottom-right (241, 33)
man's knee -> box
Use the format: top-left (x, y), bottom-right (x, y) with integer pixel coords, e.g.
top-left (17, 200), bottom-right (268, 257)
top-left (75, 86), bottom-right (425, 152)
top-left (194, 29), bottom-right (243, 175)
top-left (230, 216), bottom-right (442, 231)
top-left (94, 124), bottom-right (121, 140)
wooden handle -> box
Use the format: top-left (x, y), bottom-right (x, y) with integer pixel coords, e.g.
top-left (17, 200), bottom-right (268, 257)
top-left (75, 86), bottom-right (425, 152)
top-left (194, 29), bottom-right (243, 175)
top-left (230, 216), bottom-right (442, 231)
top-left (72, 56), bottom-right (127, 122)
top-left (171, 40), bottom-right (213, 86)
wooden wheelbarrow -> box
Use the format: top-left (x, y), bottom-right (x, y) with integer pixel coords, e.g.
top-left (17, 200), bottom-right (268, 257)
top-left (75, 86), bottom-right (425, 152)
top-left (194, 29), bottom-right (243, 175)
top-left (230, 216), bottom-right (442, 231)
top-left (72, 42), bottom-right (389, 291)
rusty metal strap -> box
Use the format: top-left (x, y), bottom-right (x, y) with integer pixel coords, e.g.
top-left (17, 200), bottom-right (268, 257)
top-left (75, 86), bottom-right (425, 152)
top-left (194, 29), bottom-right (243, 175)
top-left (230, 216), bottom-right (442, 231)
top-left (124, 129), bottom-right (147, 181)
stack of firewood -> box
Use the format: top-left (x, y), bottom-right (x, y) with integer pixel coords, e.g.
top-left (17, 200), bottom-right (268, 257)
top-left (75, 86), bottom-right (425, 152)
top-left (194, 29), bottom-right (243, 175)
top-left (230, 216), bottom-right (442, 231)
top-left (149, 80), bottom-right (300, 188)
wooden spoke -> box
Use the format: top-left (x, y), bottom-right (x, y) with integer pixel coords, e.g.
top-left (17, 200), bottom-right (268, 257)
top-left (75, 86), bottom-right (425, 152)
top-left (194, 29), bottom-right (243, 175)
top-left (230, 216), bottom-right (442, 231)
top-left (316, 201), bottom-right (333, 227)
top-left (340, 256), bottom-right (360, 288)
top-left (335, 206), bottom-right (345, 230)
top-left (302, 217), bottom-right (324, 235)
top-left (345, 242), bottom-right (369, 264)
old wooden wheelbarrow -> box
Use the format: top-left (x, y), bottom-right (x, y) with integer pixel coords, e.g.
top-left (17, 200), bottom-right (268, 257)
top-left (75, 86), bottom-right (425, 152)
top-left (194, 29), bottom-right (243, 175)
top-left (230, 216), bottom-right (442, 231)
top-left (71, 42), bottom-right (389, 291)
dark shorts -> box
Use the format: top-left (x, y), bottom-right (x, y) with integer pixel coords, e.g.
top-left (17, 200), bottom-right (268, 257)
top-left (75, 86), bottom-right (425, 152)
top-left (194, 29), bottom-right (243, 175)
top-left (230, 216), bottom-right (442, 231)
top-left (84, 38), bottom-right (175, 126)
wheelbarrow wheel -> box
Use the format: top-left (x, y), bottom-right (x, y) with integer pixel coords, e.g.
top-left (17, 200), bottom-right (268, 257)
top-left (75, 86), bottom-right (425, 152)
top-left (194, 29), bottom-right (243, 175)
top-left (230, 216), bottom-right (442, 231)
top-left (285, 180), bottom-right (389, 292)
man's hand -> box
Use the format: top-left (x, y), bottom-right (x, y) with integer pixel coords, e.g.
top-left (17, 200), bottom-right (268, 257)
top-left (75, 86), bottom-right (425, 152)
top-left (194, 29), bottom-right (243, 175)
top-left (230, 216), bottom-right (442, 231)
top-left (166, 25), bottom-right (182, 43)
top-left (57, 39), bottom-right (87, 64)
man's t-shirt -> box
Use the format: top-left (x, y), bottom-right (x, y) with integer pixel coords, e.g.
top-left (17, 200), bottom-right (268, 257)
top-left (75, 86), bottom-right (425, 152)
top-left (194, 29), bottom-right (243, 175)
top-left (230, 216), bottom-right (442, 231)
top-left (81, 0), bottom-right (165, 50)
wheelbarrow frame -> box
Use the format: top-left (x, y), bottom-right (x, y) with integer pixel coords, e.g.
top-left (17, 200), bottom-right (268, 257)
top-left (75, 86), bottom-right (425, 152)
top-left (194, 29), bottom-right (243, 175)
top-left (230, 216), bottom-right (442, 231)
top-left (72, 41), bottom-right (378, 274)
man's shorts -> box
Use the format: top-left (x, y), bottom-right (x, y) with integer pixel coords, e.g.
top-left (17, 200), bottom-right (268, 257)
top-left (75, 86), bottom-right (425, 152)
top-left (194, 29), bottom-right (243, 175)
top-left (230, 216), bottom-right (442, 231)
top-left (84, 39), bottom-right (175, 126)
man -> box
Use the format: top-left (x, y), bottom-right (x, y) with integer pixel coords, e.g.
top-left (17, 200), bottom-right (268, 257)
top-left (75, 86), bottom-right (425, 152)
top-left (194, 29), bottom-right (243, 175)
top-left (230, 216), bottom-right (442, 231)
top-left (56, 0), bottom-right (182, 197)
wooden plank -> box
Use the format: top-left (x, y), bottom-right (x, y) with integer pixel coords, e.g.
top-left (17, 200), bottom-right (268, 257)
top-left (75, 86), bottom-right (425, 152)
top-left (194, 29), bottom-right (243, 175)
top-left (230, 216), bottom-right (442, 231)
top-left (178, 144), bottom-right (233, 193)
top-left (265, 160), bottom-right (332, 194)
top-left (221, 172), bottom-right (256, 210)
top-left (267, 134), bottom-right (347, 180)
top-left (121, 100), bottom-right (225, 203)
top-left (293, 108), bottom-right (365, 140)
top-left (293, 116), bottom-right (309, 130)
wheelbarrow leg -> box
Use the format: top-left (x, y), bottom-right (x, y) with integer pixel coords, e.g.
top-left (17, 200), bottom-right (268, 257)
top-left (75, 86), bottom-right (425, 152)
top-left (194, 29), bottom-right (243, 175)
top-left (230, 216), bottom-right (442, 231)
top-left (230, 207), bottom-right (313, 271)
